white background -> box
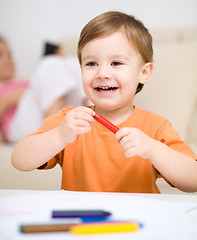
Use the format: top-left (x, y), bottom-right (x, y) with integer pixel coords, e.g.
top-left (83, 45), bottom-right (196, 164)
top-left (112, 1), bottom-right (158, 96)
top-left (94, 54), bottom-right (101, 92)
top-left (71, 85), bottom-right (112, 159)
top-left (0, 0), bottom-right (197, 78)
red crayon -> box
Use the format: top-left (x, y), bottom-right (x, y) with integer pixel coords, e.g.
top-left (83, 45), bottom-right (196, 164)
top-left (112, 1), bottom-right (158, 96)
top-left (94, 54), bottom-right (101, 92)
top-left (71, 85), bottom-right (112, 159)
top-left (94, 114), bottom-right (119, 134)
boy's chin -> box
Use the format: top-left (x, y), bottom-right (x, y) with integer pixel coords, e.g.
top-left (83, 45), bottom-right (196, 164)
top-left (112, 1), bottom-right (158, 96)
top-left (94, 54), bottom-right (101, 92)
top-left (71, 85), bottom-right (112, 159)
top-left (94, 104), bottom-right (119, 111)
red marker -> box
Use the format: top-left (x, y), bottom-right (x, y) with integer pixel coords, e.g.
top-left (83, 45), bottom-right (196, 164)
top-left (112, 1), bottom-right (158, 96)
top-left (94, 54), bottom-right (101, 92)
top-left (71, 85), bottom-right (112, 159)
top-left (94, 113), bottom-right (119, 134)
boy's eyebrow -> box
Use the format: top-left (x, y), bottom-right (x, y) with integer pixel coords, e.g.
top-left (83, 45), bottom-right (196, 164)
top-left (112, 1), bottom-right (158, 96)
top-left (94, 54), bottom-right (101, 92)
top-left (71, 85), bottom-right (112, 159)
top-left (81, 55), bottom-right (96, 62)
top-left (111, 54), bottom-right (129, 61)
top-left (82, 54), bottom-right (129, 62)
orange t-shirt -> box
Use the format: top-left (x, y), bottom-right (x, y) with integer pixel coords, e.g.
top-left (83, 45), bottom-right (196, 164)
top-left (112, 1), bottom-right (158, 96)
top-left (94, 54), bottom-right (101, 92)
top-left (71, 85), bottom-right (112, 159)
top-left (32, 105), bottom-right (197, 193)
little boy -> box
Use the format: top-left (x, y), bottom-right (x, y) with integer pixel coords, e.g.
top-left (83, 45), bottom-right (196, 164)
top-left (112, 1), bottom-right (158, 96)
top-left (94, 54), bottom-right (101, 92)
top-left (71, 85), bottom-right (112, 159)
top-left (12, 11), bottom-right (197, 193)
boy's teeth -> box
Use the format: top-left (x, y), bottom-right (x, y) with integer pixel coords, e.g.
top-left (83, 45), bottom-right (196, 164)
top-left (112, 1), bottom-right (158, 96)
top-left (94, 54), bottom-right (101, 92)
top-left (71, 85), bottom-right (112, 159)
top-left (97, 87), bottom-right (117, 91)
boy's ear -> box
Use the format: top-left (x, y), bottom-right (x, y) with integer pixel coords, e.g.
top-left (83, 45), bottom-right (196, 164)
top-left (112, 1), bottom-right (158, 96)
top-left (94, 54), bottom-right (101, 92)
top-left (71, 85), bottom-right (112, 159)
top-left (139, 62), bottom-right (153, 84)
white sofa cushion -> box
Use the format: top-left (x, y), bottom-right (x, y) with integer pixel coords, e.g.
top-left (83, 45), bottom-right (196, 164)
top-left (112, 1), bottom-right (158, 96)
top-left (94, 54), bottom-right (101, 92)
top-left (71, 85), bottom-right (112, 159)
top-left (134, 40), bottom-right (197, 141)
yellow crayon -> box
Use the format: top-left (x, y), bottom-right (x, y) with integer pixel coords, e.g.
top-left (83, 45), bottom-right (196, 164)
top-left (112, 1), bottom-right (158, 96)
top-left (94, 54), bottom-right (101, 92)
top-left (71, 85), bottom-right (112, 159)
top-left (70, 222), bottom-right (139, 234)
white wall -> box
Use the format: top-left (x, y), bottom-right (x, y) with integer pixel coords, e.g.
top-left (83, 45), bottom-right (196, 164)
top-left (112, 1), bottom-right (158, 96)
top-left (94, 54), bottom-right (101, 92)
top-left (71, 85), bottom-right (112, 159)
top-left (0, 0), bottom-right (197, 78)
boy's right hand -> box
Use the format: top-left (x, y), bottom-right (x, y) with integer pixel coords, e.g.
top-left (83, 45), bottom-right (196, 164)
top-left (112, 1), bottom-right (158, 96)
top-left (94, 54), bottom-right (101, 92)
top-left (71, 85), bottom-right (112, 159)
top-left (58, 107), bottom-right (95, 145)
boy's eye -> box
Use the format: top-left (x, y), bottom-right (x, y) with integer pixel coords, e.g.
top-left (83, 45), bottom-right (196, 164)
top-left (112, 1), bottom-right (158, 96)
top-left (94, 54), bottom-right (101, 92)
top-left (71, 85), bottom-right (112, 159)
top-left (86, 62), bottom-right (98, 66)
top-left (111, 61), bottom-right (123, 66)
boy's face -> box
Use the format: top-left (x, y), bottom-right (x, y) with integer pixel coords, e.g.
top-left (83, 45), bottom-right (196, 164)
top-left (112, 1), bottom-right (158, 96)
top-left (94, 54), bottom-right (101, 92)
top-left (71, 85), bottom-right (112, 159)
top-left (0, 41), bottom-right (15, 82)
top-left (81, 31), bottom-right (147, 113)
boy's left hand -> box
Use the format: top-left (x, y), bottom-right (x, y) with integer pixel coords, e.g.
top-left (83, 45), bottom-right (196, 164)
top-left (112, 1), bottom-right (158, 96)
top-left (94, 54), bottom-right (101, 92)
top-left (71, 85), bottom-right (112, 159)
top-left (116, 127), bottom-right (155, 159)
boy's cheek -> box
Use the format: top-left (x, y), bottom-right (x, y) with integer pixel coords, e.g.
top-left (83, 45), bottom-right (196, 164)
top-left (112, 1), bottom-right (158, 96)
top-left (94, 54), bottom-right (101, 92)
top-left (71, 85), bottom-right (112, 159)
top-left (82, 73), bottom-right (94, 89)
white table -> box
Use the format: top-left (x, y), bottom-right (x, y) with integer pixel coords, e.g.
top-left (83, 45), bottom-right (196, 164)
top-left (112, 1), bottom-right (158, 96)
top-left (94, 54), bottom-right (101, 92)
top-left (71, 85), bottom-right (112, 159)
top-left (0, 189), bottom-right (197, 239)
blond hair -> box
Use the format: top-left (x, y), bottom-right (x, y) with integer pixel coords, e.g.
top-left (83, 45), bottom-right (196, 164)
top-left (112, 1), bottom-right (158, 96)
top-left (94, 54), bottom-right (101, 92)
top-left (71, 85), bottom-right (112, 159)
top-left (77, 11), bottom-right (153, 94)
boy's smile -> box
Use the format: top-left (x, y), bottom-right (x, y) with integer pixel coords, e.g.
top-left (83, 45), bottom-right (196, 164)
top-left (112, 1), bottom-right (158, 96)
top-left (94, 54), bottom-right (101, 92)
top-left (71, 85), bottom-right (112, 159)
top-left (81, 31), bottom-right (149, 117)
top-left (93, 82), bottom-right (119, 97)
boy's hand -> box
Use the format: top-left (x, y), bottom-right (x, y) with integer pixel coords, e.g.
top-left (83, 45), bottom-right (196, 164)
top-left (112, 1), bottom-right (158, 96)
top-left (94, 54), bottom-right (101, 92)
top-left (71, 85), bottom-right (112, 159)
top-left (116, 127), bottom-right (155, 159)
top-left (58, 107), bottom-right (95, 144)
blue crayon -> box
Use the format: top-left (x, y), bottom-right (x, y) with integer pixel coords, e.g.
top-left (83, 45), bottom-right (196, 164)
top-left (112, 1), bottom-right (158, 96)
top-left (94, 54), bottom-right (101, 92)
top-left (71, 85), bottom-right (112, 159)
top-left (52, 210), bottom-right (111, 219)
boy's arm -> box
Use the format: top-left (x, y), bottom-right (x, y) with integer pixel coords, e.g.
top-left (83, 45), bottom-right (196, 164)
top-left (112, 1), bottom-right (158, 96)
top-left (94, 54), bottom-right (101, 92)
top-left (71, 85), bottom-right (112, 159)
top-left (148, 140), bottom-right (197, 192)
top-left (116, 127), bottom-right (197, 192)
top-left (11, 127), bottom-right (66, 171)
top-left (11, 107), bottom-right (95, 171)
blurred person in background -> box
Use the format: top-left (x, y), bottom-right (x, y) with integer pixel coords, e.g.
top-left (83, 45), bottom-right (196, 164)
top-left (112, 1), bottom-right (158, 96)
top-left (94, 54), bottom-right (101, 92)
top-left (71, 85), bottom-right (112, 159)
top-left (0, 39), bottom-right (89, 143)
top-left (0, 36), bottom-right (29, 142)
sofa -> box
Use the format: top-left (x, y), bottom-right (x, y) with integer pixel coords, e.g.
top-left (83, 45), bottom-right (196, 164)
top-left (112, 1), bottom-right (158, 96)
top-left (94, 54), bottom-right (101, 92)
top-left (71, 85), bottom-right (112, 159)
top-left (0, 28), bottom-right (197, 193)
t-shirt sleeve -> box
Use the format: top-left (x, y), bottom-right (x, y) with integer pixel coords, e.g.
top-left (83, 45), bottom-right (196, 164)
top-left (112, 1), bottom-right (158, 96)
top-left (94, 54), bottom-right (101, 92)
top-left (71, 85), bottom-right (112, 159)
top-left (25, 106), bottom-right (75, 170)
top-left (155, 120), bottom-right (197, 160)
top-left (154, 120), bottom-right (197, 186)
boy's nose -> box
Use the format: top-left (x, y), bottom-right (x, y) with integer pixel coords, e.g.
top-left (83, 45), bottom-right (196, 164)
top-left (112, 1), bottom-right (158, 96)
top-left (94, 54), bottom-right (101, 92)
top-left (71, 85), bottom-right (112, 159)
top-left (96, 66), bottom-right (111, 80)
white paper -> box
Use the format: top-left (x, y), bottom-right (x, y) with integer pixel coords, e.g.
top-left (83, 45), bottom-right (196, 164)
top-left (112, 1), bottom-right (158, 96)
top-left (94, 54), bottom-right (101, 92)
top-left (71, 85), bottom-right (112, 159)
top-left (0, 190), bottom-right (197, 240)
